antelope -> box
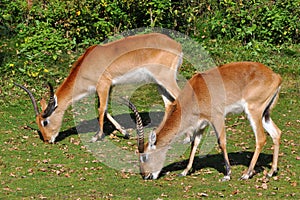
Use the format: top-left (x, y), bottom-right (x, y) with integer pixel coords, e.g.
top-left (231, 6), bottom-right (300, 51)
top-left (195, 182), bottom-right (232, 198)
top-left (129, 62), bottom-right (282, 181)
top-left (15, 33), bottom-right (182, 143)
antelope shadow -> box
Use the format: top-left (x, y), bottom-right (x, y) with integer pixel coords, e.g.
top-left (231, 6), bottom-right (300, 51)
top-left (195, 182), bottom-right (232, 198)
top-left (55, 111), bottom-right (164, 142)
top-left (161, 151), bottom-right (274, 178)
top-left (54, 112), bottom-right (274, 179)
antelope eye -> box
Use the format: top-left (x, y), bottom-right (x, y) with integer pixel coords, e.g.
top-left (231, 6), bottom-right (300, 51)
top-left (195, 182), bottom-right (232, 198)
top-left (41, 119), bottom-right (49, 127)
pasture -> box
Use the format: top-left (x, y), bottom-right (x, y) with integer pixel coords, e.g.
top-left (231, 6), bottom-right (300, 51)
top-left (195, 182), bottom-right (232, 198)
top-left (0, 40), bottom-right (299, 199)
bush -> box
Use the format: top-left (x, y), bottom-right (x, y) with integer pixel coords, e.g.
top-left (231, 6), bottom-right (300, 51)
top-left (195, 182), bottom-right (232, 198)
top-left (194, 0), bottom-right (300, 44)
top-left (0, 0), bottom-right (299, 85)
top-left (1, 0), bottom-right (131, 82)
top-left (16, 20), bottom-right (74, 78)
top-left (0, 0), bottom-right (28, 37)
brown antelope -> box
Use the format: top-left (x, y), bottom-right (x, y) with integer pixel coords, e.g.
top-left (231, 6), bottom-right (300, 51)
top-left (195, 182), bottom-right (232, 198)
top-left (15, 33), bottom-right (182, 143)
top-left (129, 62), bottom-right (282, 181)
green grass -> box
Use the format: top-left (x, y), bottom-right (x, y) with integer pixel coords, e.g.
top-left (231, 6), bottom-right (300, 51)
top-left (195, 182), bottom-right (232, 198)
top-left (0, 40), bottom-right (299, 199)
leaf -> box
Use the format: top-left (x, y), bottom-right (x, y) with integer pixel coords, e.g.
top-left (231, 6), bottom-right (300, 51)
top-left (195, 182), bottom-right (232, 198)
top-left (199, 192), bottom-right (209, 197)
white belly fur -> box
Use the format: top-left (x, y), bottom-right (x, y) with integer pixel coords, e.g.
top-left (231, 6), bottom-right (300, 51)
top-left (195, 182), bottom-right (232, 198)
top-left (224, 100), bottom-right (246, 116)
top-left (112, 68), bottom-right (156, 85)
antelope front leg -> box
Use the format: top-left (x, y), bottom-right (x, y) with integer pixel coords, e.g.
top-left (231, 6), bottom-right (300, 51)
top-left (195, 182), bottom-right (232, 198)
top-left (96, 95), bottom-right (129, 139)
top-left (213, 120), bottom-right (232, 182)
top-left (218, 135), bottom-right (231, 181)
top-left (179, 132), bottom-right (203, 177)
top-left (90, 80), bottom-right (111, 142)
top-left (90, 107), bottom-right (107, 142)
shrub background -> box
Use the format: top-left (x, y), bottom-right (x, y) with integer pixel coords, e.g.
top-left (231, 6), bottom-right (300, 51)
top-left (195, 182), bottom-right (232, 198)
top-left (0, 0), bottom-right (299, 84)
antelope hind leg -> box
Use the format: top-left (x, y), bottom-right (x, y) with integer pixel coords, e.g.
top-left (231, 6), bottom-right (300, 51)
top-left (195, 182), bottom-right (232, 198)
top-left (106, 113), bottom-right (130, 139)
top-left (262, 117), bottom-right (282, 178)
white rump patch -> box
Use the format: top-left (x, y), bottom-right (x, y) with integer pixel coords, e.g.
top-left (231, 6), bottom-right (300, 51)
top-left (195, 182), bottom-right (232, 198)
top-left (263, 119), bottom-right (278, 139)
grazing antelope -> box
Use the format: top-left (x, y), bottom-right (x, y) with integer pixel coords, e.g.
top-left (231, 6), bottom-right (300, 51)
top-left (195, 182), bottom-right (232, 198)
top-left (129, 62), bottom-right (282, 181)
top-left (15, 33), bottom-right (182, 143)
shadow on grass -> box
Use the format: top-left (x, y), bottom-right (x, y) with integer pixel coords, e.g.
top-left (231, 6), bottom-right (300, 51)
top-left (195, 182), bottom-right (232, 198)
top-left (55, 111), bottom-right (164, 142)
top-left (54, 111), bottom-right (274, 179)
top-left (161, 151), bottom-right (273, 178)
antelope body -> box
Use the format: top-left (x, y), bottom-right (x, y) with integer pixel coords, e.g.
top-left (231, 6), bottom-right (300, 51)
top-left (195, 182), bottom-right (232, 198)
top-left (16, 33), bottom-right (182, 143)
top-left (132, 62), bottom-right (282, 181)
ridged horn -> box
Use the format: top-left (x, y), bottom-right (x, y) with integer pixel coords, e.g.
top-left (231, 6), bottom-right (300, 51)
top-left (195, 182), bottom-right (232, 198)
top-left (123, 98), bottom-right (144, 153)
top-left (14, 83), bottom-right (40, 116)
top-left (41, 82), bottom-right (57, 118)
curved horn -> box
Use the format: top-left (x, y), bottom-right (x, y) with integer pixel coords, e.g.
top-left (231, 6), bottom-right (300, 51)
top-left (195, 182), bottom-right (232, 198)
top-left (41, 82), bottom-right (57, 118)
top-left (124, 98), bottom-right (144, 153)
top-left (14, 83), bottom-right (40, 116)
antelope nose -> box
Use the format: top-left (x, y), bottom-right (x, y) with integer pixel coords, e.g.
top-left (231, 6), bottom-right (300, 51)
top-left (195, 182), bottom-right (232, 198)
top-left (43, 138), bottom-right (52, 144)
top-left (143, 173), bottom-right (153, 180)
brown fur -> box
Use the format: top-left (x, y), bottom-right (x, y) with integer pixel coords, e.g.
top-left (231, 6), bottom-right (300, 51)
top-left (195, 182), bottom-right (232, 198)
top-left (139, 62), bottom-right (282, 180)
top-left (33, 33), bottom-right (182, 143)
top-left (55, 45), bottom-right (97, 104)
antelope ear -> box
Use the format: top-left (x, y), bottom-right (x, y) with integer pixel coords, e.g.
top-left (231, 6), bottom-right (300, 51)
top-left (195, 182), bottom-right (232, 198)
top-left (148, 130), bottom-right (157, 150)
top-left (40, 98), bottom-right (47, 111)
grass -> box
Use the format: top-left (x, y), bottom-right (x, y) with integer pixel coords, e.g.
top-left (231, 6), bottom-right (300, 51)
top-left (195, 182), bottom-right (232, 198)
top-left (0, 39), bottom-right (299, 199)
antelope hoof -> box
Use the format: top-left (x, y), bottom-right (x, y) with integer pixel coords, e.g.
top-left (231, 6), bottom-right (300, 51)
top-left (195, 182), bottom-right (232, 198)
top-left (239, 174), bottom-right (250, 180)
top-left (90, 136), bottom-right (99, 143)
top-left (118, 127), bottom-right (130, 139)
top-left (240, 172), bottom-right (253, 180)
top-left (267, 169), bottom-right (278, 178)
top-left (240, 169), bottom-right (255, 180)
top-left (90, 132), bottom-right (105, 143)
top-left (178, 170), bottom-right (188, 177)
top-left (219, 175), bottom-right (231, 182)
top-left (182, 137), bottom-right (191, 144)
top-left (122, 130), bottom-right (130, 139)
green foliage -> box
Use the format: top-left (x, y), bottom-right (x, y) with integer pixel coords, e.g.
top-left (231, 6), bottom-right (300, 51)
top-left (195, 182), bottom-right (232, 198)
top-left (0, 0), bottom-right (27, 37)
top-left (0, 0), bottom-right (299, 85)
top-left (24, 0), bottom-right (130, 45)
top-left (16, 20), bottom-right (74, 78)
top-left (196, 0), bottom-right (300, 44)
top-left (0, 0), bottom-right (131, 82)
top-left (144, 0), bottom-right (172, 27)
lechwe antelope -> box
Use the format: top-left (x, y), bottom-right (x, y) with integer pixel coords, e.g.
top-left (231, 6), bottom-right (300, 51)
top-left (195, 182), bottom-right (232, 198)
top-left (129, 62), bottom-right (282, 181)
top-left (15, 33), bottom-right (182, 143)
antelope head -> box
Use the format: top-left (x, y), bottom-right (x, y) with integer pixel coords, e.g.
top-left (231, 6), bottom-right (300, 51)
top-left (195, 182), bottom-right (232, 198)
top-left (138, 130), bottom-right (169, 179)
top-left (15, 83), bottom-right (59, 143)
top-left (127, 100), bottom-right (168, 180)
